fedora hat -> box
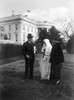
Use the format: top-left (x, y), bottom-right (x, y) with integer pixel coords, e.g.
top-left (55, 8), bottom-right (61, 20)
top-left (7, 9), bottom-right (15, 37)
top-left (27, 34), bottom-right (33, 38)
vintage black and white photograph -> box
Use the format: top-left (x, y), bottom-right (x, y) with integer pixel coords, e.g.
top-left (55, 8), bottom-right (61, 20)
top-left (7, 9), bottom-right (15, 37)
top-left (0, 0), bottom-right (74, 100)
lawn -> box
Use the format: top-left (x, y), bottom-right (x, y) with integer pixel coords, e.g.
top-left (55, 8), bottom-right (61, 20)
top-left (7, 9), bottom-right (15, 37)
top-left (0, 52), bottom-right (74, 100)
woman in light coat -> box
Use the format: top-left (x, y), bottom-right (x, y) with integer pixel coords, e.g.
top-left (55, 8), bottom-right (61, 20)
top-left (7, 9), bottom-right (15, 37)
top-left (39, 39), bottom-right (52, 80)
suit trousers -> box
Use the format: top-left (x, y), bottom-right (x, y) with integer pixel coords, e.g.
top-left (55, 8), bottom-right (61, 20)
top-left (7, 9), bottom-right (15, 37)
top-left (25, 59), bottom-right (34, 79)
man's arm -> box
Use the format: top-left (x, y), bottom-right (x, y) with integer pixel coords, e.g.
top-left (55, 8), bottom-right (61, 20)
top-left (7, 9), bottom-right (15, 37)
top-left (22, 43), bottom-right (30, 59)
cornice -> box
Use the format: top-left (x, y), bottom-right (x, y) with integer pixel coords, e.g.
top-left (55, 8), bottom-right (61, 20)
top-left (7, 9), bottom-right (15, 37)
top-left (0, 14), bottom-right (52, 27)
top-left (0, 14), bottom-right (37, 25)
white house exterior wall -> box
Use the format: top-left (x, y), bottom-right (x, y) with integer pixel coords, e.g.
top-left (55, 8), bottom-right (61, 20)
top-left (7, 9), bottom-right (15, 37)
top-left (0, 14), bottom-right (52, 44)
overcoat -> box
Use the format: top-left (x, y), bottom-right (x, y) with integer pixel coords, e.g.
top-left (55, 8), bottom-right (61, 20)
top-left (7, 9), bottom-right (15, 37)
top-left (49, 42), bottom-right (64, 63)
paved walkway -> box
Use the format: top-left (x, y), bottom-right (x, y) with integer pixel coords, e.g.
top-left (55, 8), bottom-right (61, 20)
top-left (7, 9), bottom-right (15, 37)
top-left (0, 60), bottom-right (24, 68)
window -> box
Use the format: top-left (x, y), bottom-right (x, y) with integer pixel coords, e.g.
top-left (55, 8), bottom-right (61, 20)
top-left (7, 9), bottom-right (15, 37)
top-left (1, 34), bottom-right (3, 39)
top-left (0, 26), bottom-right (5, 32)
top-left (0, 34), bottom-right (4, 40)
top-left (0, 26), bottom-right (5, 40)
top-left (15, 34), bottom-right (18, 41)
top-left (8, 33), bottom-right (11, 40)
top-left (15, 24), bottom-right (18, 30)
top-left (9, 25), bottom-right (11, 31)
top-left (14, 33), bottom-right (18, 42)
top-left (23, 34), bottom-right (25, 41)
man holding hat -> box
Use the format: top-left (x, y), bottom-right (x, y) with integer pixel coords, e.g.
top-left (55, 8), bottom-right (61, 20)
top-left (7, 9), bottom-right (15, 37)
top-left (22, 33), bottom-right (36, 79)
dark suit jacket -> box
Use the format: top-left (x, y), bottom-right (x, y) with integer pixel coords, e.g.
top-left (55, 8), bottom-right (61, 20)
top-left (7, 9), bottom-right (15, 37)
top-left (22, 41), bottom-right (35, 60)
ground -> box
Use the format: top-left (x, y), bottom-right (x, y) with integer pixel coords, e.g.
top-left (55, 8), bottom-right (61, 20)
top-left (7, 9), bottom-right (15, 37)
top-left (0, 52), bottom-right (74, 100)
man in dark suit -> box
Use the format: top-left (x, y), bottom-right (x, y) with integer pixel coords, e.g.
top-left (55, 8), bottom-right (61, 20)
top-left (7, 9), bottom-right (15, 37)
top-left (22, 34), bottom-right (35, 79)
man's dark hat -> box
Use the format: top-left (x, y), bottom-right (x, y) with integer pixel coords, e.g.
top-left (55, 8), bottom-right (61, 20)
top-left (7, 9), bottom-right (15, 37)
top-left (27, 34), bottom-right (33, 38)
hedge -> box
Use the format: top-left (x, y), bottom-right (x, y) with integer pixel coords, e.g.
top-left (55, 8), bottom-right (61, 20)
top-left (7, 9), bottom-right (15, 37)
top-left (0, 43), bottom-right (23, 59)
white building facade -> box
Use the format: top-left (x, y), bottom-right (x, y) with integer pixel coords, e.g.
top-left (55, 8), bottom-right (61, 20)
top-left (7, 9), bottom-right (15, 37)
top-left (0, 14), bottom-right (52, 44)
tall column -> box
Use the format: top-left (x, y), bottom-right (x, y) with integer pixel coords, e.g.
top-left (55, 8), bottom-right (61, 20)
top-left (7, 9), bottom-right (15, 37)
top-left (18, 22), bottom-right (23, 44)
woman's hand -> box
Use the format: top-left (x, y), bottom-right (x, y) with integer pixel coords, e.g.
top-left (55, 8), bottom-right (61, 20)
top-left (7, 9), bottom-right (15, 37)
top-left (43, 56), bottom-right (47, 60)
top-left (26, 55), bottom-right (30, 58)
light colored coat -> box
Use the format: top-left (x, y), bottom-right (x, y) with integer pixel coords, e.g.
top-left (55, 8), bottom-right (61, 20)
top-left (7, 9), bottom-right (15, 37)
top-left (40, 39), bottom-right (52, 80)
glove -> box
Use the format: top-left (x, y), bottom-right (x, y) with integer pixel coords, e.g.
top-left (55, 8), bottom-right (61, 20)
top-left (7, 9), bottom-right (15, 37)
top-left (26, 55), bottom-right (30, 58)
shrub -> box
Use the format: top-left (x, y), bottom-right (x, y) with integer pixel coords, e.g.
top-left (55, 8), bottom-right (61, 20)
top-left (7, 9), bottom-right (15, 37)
top-left (0, 43), bottom-right (23, 59)
top-left (66, 34), bottom-right (74, 54)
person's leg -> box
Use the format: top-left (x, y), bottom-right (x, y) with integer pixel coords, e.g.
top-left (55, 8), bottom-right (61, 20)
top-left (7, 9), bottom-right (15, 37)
top-left (57, 63), bottom-right (62, 80)
top-left (54, 64), bottom-right (58, 79)
top-left (48, 62), bottom-right (51, 79)
top-left (29, 60), bottom-right (34, 79)
top-left (55, 63), bottom-right (62, 84)
top-left (50, 63), bottom-right (55, 81)
top-left (25, 60), bottom-right (30, 79)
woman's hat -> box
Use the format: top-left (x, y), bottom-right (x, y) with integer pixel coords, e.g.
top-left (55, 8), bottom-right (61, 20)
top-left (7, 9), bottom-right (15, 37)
top-left (27, 34), bottom-right (33, 38)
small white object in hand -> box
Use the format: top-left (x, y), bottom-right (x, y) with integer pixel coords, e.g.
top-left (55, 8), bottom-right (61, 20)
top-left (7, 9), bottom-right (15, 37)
top-left (34, 46), bottom-right (37, 53)
top-left (56, 80), bottom-right (61, 84)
